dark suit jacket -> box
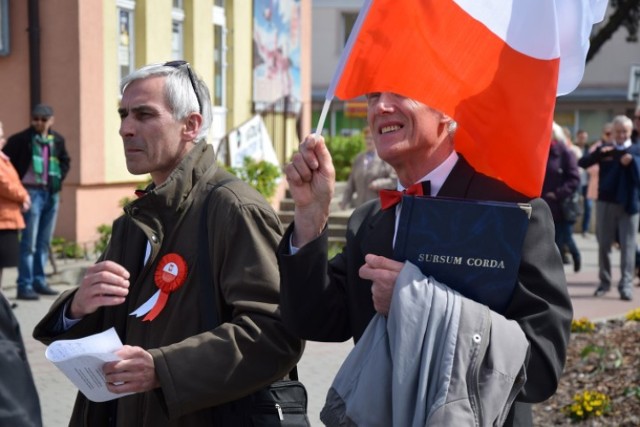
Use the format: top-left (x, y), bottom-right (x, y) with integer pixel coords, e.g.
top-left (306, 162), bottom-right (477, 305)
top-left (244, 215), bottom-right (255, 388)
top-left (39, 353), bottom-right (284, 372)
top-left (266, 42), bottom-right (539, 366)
top-left (277, 156), bottom-right (572, 426)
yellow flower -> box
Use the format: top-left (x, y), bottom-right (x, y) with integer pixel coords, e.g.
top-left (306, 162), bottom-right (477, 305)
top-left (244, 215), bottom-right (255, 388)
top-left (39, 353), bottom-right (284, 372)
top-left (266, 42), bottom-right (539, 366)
top-left (571, 317), bottom-right (596, 332)
top-left (625, 308), bottom-right (640, 321)
top-left (565, 390), bottom-right (610, 421)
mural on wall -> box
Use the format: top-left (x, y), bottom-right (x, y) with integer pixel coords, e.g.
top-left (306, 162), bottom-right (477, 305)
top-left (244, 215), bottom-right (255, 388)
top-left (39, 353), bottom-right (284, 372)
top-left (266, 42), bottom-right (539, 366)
top-left (253, 0), bottom-right (301, 114)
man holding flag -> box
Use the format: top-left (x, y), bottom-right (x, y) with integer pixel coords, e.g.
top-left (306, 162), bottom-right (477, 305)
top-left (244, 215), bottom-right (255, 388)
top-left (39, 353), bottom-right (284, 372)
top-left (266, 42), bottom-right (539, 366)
top-left (279, 92), bottom-right (571, 425)
top-left (277, 0), bottom-right (608, 424)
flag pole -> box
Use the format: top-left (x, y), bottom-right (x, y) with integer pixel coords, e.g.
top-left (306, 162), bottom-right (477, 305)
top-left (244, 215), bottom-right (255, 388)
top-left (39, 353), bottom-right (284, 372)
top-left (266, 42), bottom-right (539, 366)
top-left (314, 98), bottom-right (332, 137)
top-left (313, 0), bottom-right (373, 139)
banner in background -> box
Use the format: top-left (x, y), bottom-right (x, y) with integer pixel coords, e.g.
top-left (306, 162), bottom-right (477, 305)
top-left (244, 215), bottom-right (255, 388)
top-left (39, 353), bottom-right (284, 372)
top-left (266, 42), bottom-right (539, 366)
top-left (228, 115), bottom-right (280, 169)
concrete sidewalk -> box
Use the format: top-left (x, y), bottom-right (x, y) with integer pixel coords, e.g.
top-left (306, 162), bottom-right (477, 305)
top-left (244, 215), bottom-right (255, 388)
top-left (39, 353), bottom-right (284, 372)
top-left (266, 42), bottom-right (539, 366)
top-left (3, 232), bottom-right (639, 426)
top-left (563, 232), bottom-right (639, 320)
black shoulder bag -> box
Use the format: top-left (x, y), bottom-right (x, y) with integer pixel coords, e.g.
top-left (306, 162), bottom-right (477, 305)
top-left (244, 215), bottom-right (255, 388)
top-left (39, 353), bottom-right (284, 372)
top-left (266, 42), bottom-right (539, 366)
top-left (198, 179), bottom-right (310, 426)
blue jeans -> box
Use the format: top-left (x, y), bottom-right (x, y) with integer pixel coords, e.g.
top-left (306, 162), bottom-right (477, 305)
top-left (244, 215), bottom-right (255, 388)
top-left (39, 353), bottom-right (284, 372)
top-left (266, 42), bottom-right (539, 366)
top-left (17, 188), bottom-right (59, 293)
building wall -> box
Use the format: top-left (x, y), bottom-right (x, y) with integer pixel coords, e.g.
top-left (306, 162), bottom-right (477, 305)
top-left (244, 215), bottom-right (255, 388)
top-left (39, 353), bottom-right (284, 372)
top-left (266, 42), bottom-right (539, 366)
top-left (0, 1), bottom-right (29, 137)
top-left (0, 0), bottom-right (311, 249)
top-left (0, 0), bottom-right (114, 247)
top-left (227, 2), bottom-right (253, 131)
top-left (227, 0), bottom-right (311, 165)
top-left (582, 23), bottom-right (640, 89)
top-left (555, 11), bottom-right (640, 140)
top-left (310, 6), bottom-right (343, 91)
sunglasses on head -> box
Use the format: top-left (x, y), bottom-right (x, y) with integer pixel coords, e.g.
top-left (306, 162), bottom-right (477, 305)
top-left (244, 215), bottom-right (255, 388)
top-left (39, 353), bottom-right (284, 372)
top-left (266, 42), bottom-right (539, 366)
top-left (163, 60), bottom-right (203, 115)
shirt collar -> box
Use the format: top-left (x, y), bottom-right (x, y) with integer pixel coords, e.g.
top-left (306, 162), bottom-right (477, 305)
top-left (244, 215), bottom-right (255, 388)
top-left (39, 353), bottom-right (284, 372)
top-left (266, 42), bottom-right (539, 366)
top-left (397, 151), bottom-right (459, 196)
top-left (615, 139), bottom-right (632, 149)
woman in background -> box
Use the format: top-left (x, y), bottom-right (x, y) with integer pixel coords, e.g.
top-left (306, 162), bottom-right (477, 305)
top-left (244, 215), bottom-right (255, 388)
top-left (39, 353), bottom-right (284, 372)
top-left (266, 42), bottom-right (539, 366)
top-left (542, 122), bottom-right (582, 272)
top-left (0, 121), bottom-right (31, 290)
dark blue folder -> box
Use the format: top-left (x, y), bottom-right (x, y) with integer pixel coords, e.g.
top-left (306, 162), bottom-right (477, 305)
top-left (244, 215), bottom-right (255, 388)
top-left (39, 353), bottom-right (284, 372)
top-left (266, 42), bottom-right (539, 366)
top-left (393, 195), bottom-right (531, 313)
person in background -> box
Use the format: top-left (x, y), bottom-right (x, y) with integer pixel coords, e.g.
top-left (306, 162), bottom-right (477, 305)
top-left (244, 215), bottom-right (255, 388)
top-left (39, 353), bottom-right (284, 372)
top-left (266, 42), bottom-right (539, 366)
top-left (33, 61), bottom-right (303, 426)
top-left (2, 105), bottom-right (70, 301)
top-left (339, 126), bottom-right (395, 210)
top-left (554, 126), bottom-right (582, 264)
top-left (574, 129), bottom-right (590, 237)
top-left (632, 106), bottom-right (639, 144)
top-left (579, 115), bottom-right (640, 301)
top-left (583, 123), bottom-right (613, 237)
top-left (632, 108), bottom-right (640, 279)
top-left (0, 122), bottom-right (31, 294)
top-left (542, 123), bottom-right (582, 272)
top-left (278, 92), bottom-right (572, 425)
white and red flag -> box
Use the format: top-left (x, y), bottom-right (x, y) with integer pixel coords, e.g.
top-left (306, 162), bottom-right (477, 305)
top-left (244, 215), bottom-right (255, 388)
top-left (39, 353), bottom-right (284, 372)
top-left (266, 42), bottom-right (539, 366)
top-left (318, 0), bottom-right (608, 197)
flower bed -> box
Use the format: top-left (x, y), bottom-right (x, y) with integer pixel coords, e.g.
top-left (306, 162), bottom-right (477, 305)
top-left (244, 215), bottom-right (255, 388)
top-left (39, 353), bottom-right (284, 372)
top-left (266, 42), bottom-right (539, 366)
top-left (532, 316), bottom-right (640, 426)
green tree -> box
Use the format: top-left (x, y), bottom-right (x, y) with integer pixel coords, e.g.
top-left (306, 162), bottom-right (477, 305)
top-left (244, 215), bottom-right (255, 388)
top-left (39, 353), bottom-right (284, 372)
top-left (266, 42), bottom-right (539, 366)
top-left (325, 134), bottom-right (366, 181)
top-left (226, 157), bottom-right (282, 200)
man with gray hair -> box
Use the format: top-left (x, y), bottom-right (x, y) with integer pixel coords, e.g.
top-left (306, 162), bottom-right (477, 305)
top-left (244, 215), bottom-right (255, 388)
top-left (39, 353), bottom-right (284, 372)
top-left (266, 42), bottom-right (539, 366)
top-left (278, 92), bottom-right (572, 425)
top-left (33, 61), bottom-right (303, 425)
top-left (579, 114), bottom-right (640, 301)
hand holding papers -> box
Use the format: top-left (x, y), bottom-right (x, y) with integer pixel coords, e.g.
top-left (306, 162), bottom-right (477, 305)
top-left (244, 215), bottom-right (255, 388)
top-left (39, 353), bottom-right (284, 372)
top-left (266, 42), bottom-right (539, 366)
top-left (45, 327), bottom-right (133, 402)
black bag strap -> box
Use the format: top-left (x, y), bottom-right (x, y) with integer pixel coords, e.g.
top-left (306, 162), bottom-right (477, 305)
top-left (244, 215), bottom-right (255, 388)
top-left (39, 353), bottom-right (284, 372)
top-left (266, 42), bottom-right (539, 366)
top-left (197, 178), bottom-right (299, 381)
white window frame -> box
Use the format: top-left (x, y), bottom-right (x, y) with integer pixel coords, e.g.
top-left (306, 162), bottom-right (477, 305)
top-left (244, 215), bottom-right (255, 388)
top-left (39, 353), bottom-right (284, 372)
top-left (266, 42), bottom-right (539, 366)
top-left (211, 4), bottom-right (228, 148)
top-left (172, 6), bottom-right (185, 60)
top-left (116, 0), bottom-right (136, 84)
top-left (341, 11), bottom-right (358, 48)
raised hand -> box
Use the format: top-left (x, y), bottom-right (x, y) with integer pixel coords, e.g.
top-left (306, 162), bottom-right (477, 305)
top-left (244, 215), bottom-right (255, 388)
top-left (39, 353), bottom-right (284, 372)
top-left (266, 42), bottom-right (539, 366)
top-left (285, 134), bottom-right (336, 247)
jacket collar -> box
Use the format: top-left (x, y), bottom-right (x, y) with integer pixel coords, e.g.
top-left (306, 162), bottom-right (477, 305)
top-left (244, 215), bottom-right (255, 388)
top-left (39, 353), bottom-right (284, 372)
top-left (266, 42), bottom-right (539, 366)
top-left (438, 155), bottom-right (474, 198)
top-left (125, 143), bottom-right (217, 222)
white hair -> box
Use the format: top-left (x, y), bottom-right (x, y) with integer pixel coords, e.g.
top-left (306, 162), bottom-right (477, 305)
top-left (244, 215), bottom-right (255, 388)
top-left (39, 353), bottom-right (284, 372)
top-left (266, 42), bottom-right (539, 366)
top-left (551, 122), bottom-right (566, 143)
top-left (612, 114), bottom-right (632, 129)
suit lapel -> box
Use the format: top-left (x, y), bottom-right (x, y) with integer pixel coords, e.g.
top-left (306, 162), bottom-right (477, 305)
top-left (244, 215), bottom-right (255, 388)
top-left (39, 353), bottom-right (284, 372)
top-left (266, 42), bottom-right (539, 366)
top-left (438, 155), bottom-right (474, 198)
top-left (361, 207), bottom-right (396, 259)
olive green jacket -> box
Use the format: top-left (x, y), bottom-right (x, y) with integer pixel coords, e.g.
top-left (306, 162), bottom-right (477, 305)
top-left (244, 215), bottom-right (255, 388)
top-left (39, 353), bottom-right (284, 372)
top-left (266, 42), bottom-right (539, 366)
top-left (34, 144), bottom-right (303, 426)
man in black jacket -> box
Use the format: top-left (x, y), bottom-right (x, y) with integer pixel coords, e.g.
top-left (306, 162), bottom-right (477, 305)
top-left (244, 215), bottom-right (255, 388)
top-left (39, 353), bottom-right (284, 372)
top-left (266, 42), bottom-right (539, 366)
top-left (579, 114), bottom-right (640, 301)
top-left (2, 104), bottom-right (70, 300)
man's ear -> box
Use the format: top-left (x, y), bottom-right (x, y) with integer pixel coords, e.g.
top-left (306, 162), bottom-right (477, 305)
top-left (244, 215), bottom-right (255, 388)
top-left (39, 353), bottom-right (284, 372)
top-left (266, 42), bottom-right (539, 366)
top-left (183, 113), bottom-right (203, 140)
top-left (441, 114), bottom-right (457, 134)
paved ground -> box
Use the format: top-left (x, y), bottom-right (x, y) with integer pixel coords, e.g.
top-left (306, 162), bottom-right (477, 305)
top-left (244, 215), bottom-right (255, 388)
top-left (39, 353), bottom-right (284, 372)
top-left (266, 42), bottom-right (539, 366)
top-left (3, 232), bottom-right (639, 426)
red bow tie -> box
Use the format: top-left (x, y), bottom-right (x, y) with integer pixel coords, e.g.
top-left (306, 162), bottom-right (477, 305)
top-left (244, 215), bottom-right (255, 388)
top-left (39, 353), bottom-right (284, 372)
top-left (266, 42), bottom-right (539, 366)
top-left (379, 181), bottom-right (431, 210)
